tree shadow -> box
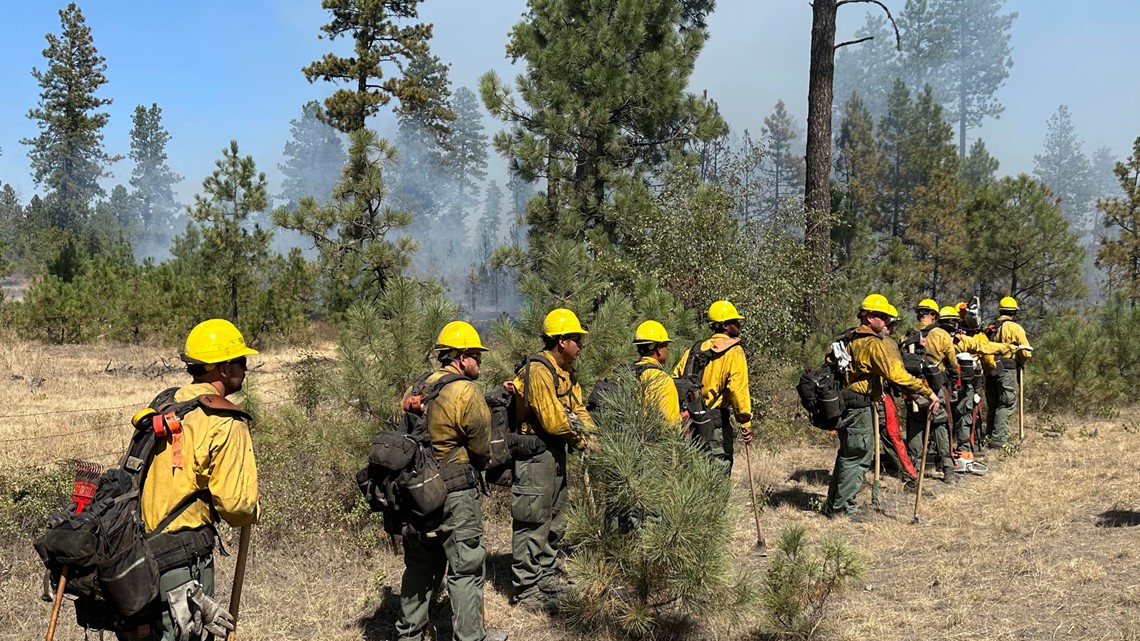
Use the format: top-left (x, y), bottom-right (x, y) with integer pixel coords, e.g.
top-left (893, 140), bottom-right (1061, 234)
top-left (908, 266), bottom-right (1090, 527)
top-left (788, 468), bottom-right (830, 486)
top-left (358, 584), bottom-right (456, 641)
top-left (1096, 510), bottom-right (1140, 528)
top-left (486, 551), bottom-right (514, 597)
top-left (767, 486), bottom-right (823, 512)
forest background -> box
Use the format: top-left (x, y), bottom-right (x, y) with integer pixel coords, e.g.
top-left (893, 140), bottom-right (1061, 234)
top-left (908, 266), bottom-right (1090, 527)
top-left (2, 1), bottom-right (1140, 639)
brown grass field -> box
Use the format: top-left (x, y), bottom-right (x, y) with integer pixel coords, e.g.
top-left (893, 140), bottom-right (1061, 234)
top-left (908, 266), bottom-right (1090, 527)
top-left (2, 340), bottom-right (1139, 640)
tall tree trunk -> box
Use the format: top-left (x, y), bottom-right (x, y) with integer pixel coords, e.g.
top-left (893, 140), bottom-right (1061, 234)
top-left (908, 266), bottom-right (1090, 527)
top-left (804, 0), bottom-right (838, 333)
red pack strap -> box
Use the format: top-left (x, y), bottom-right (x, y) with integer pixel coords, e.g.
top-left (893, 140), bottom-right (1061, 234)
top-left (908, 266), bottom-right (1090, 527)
top-left (153, 412), bottom-right (185, 470)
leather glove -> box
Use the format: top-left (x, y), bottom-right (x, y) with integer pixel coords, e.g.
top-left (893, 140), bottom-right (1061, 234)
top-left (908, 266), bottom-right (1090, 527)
top-left (188, 581), bottom-right (235, 639)
top-left (168, 580), bottom-right (234, 641)
top-left (1016, 345), bottom-right (1034, 353)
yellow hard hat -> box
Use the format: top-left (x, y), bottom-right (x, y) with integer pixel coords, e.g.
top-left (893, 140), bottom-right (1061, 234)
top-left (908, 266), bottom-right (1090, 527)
top-left (633, 320), bottom-right (672, 345)
top-left (886, 304), bottom-right (899, 321)
top-left (434, 321), bottom-right (488, 352)
top-left (915, 299), bottom-right (939, 314)
top-left (180, 319), bottom-right (258, 365)
top-left (939, 306), bottom-right (960, 319)
top-left (707, 300), bottom-right (744, 323)
top-left (999, 296), bottom-right (1019, 311)
top-left (543, 308), bottom-right (588, 337)
top-left (859, 293), bottom-right (892, 316)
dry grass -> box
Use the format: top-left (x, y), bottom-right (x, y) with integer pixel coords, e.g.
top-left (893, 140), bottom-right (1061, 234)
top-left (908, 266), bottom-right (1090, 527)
top-left (2, 339), bottom-right (1140, 640)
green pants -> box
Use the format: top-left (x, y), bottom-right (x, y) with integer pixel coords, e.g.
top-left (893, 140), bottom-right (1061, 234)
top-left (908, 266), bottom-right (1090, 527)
top-left (985, 368), bottom-right (1019, 445)
top-left (397, 487), bottom-right (487, 641)
top-left (691, 408), bottom-right (733, 474)
top-left (511, 447), bottom-right (568, 594)
top-left (117, 555), bottom-right (215, 641)
top-left (906, 397), bottom-right (952, 472)
top-left (825, 406), bottom-right (873, 516)
top-left (953, 384), bottom-right (978, 452)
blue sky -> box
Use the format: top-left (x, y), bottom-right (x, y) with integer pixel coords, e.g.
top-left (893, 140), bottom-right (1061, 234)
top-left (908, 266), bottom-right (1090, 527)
top-left (1, 0), bottom-right (1138, 205)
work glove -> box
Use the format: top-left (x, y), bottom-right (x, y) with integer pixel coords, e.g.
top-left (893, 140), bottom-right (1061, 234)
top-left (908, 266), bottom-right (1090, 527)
top-left (168, 580), bottom-right (235, 641)
top-left (740, 426), bottom-right (754, 445)
top-left (927, 392), bottom-right (941, 415)
top-left (1016, 345), bottom-right (1034, 353)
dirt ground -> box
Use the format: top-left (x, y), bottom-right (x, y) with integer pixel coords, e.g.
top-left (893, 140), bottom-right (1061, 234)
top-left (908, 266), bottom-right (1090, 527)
top-left (2, 341), bottom-right (1139, 640)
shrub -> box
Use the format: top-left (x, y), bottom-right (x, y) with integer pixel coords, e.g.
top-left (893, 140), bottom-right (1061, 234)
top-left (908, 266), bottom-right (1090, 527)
top-left (563, 372), bottom-right (754, 638)
top-left (760, 524), bottom-right (864, 641)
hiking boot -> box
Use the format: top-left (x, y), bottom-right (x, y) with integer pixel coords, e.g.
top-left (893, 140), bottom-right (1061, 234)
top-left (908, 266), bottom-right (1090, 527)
top-left (484, 630), bottom-right (510, 641)
top-left (511, 587), bottom-right (561, 615)
top-left (941, 466), bottom-right (957, 484)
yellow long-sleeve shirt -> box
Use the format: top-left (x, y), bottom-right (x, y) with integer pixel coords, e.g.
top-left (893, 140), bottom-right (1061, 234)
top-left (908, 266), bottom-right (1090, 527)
top-left (923, 326), bottom-right (957, 375)
top-left (847, 326), bottom-right (932, 399)
top-left (672, 333), bottom-right (752, 430)
top-left (412, 368), bottom-right (492, 468)
top-left (980, 316), bottom-right (1032, 373)
top-left (512, 351), bottom-right (597, 450)
top-left (635, 356), bottom-right (681, 427)
top-left (140, 383), bottom-right (259, 534)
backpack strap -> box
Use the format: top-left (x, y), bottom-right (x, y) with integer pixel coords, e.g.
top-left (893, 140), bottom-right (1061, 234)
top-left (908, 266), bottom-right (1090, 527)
top-left (417, 373), bottom-right (470, 441)
top-left (632, 362), bottom-right (664, 379)
top-left (521, 354), bottom-right (562, 408)
top-left (147, 488), bottom-right (212, 537)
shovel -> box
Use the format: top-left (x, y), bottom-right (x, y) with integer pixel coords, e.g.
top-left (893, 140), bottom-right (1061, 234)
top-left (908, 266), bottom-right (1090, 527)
top-left (912, 409), bottom-right (933, 523)
top-left (226, 525), bottom-right (252, 641)
top-left (743, 443), bottom-right (768, 556)
top-left (1017, 365), bottom-right (1025, 442)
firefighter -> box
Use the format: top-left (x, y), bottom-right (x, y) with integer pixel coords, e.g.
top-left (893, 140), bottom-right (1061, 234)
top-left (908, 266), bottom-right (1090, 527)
top-left (879, 305), bottom-right (918, 482)
top-left (939, 306), bottom-right (1019, 459)
top-left (900, 300), bottom-right (958, 483)
top-left (672, 300), bottom-right (753, 474)
top-left (122, 319), bottom-right (259, 641)
top-left (509, 309), bottom-right (597, 611)
top-left (395, 321), bottom-right (508, 641)
top-left (825, 295), bottom-right (936, 517)
top-left (632, 320), bottom-right (681, 428)
top-left (984, 297), bottom-right (1033, 447)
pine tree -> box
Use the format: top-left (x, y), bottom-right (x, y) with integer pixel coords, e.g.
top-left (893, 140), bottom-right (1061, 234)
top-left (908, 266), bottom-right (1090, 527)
top-left (896, 0), bottom-right (947, 93)
top-left (129, 103), bottom-right (182, 234)
top-left (187, 140), bottom-right (272, 323)
top-left (474, 181), bottom-right (505, 307)
top-left (877, 79), bottom-right (914, 238)
top-left (279, 101), bottom-right (347, 208)
top-left (967, 175), bottom-right (1085, 309)
top-left (303, 0), bottom-right (435, 134)
top-left (835, 93), bottom-right (885, 233)
top-left (273, 129), bottom-right (416, 316)
top-left (928, 0), bottom-right (1016, 158)
top-left (834, 93), bottom-right (885, 275)
top-left (1033, 105), bottom-right (1094, 238)
top-left (393, 51), bottom-right (456, 146)
top-left (904, 168), bottom-right (968, 300)
top-left (480, 0), bottom-right (724, 277)
top-left (449, 86), bottom-right (489, 208)
top-left (21, 2), bottom-right (120, 232)
top-left (760, 100), bottom-right (806, 219)
top-left (833, 14), bottom-right (903, 120)
top-left (961, 138), bottom-right (999, 190)
top-left (1096, 137), bottom-right (1140, 306)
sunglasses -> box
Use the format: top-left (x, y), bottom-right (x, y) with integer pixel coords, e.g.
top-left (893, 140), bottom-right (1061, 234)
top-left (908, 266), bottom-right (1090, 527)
top-left (563, 335), bottom-right (584, 346)
top-left (462, 352), bottom-right (483, 364)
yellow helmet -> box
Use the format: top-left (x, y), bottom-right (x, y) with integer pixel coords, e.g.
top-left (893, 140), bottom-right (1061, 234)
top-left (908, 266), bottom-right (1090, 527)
top-left (543, 308), bottom-right (588, 337)
top-left (999, 296), bottom-right (1019, 312)
top-left (434, 321), bottom-right (488, 352)
top-left (180, 319), bottom-right (258, 365)
top-left (859, 293), bottom-right (892, 316)
top-left (886, 304), bottom-right (899, 322)
top-left (939, 306), bottom-right (960, 319)
top-left (915, 299), bottom-right (939, 315)
top-left (707, 300), bottom-right (744, 323)
top-left (633, 320), bottom-right (672, 345)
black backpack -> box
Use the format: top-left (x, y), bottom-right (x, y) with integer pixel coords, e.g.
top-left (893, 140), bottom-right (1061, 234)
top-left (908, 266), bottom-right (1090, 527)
top-left (679, 338), bottom-right (740, 443)
top-left (359, 373), bottom-right (466, 532)
top-left (482, 355), bottom-right (557, 486)
top-left (586, 362), bottom-right (661, 414)
top-left (34, 387), bottom-right (249, 632)
top-left (796, 366), bottom-right (845, 430)
top-left (901, 327), bottom-right (947, 390)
